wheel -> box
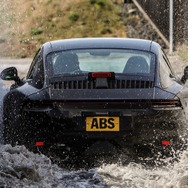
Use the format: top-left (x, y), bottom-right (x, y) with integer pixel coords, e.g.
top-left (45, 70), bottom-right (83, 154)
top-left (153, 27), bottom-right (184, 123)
top-left (3, 112), bottom-right (24, 146)
top-left (3, 109), bottom-right (38, 152)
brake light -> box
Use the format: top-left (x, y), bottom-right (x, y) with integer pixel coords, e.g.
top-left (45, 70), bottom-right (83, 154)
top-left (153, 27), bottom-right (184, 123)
top-left (151, 100), bottom-right (180, 105)
top-left (92, 72), bottom-right (112, 78)
top-left (162, 141), bottom-right (170, 146)
top-left (151, 100), bottom-right (181, 108)
top-left (35, 142), bottom-right (44, 147)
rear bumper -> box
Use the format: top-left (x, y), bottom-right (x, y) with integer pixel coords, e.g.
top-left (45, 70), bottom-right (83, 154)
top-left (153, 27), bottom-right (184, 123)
top-left (26, 105), bottom-right (184, 148)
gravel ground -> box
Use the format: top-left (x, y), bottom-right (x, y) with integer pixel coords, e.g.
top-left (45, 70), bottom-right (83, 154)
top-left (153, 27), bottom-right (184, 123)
top-left (168, 52), bottom-right (187, 77)
top-left (123, 3), bottom-right (167, 48)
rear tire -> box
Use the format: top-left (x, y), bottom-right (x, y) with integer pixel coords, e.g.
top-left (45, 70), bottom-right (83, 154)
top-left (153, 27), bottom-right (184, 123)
top-left (3, 110), bottom-right (37, 152)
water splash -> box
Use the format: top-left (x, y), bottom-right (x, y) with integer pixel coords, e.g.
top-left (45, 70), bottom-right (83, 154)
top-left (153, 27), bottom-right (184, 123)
top-left (97, 150), bottom-right (188, 187)
top-left (0, 144), bottom-right (107, 187)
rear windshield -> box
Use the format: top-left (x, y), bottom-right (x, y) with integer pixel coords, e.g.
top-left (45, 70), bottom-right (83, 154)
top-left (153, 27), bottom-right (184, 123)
top-left (47, 49), bottom-right (155, 77)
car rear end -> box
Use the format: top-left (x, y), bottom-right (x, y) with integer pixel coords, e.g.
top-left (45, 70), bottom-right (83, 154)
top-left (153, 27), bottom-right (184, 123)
top-left (47, 77), bottom-right (183, 150)
top-left (27, 46), bottom-right (185, 154)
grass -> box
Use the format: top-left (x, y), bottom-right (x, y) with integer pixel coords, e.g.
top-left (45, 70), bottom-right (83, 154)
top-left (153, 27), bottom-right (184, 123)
top-left (68, 12), bottom-right (79, 21)
top-left (90, 0), bottom-right (107, 7)
top-left (0, 0), bottom-right (127, 58)
top-left (30, 28), bottom-right (43, 36)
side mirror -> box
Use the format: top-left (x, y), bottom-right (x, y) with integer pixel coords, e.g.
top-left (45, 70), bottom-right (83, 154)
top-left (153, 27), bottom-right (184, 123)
top-left (184, 66), bottom-right (188, 75)
top-left (0, 67), bottom-right (20, 82)
top-left (181, 66), bottom-right (188, 84)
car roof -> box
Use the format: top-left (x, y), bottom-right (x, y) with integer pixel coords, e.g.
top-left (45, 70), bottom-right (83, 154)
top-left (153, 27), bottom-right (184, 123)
top-left (43, 38), bottom-right (159, 55)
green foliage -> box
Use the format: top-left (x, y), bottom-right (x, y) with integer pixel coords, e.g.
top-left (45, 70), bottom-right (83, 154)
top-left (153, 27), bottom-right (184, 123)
top-left (90, 0), bottom-right (107, 7)
top-left (68, 12), bottom-right (79, 21)
top-left (30, 28), bottom-right (43, 36)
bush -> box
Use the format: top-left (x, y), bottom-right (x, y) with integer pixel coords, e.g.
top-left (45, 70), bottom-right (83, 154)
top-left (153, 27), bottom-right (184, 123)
top-left (90, 0), bottom-right (107, 7)
top-left (68, 12), bottom-right (79, 21)
top-left (30, 28), bottom-right (43, 36)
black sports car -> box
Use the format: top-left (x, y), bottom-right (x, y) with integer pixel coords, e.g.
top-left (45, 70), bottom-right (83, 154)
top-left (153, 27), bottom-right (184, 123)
top-left (1, 38), bottom-right (188, 156)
